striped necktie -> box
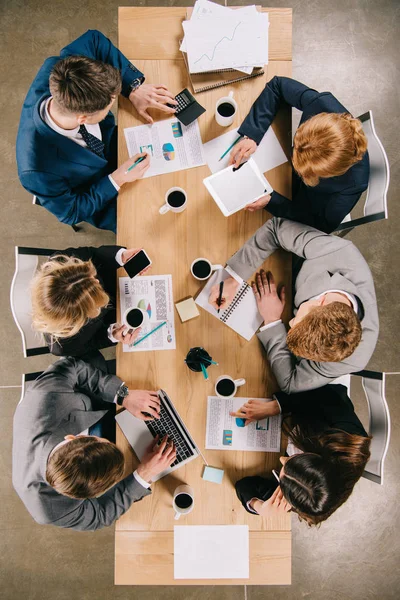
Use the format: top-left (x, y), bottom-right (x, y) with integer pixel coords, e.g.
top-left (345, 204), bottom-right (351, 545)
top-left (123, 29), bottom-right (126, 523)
top-left (78, 124), bottom-right (105, 158)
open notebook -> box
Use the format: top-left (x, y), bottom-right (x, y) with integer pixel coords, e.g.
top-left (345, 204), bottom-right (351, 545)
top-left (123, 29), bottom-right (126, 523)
top-left (195, 268), bottom-right (263, 341)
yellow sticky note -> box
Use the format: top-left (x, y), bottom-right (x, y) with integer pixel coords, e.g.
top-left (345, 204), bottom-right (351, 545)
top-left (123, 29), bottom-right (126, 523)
top-left (175, 297), bottom-right (200, 323)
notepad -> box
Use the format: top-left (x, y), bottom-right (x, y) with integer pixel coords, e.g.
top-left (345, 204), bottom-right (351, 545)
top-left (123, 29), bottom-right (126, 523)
top-left (203, 158), bottom-right (273, 216)
top-left (195, 267), bottom-right (263, 340)
top-left (174, 525), bottom-right (249, 579)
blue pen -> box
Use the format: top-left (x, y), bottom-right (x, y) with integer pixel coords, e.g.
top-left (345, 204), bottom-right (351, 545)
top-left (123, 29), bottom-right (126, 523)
top-left (125, 154), bottom-right (146, 174)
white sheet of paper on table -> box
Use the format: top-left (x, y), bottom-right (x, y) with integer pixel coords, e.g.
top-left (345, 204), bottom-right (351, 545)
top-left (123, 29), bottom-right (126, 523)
top-left (203, 127), bottom-right (288, 175)
top-left (174, 525), bottom-right (249, 579)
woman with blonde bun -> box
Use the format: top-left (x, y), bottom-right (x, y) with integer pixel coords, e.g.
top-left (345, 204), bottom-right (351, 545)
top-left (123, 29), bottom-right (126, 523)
top-left (230, 77), bottom-right (369, 233)
top-left (31, 245), bottom-right (149, 357)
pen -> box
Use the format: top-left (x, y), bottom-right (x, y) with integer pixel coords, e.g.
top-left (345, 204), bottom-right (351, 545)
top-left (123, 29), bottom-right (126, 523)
top-left (217, 281), bottom-right (224, 313)
top-left (200, 362), bottom-right (209, 380)
top-left (132, 321), bottom-right (166, 347)
top-left (218, 135), bottom-right (242, 162)
top-left (125, 154), bottom-right (146, 174)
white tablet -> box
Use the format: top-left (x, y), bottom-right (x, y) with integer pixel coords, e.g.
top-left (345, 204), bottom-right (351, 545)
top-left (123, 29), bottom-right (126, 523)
top-left (203, 158), bottom-right (273, 217)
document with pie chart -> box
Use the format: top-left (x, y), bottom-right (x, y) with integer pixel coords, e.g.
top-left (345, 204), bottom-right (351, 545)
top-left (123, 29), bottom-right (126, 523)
top-left (124, 117), bottom-right (205, 178)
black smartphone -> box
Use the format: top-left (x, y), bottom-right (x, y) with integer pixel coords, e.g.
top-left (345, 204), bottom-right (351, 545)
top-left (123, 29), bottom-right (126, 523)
top-left (123, 249), bottom-right (152, 279)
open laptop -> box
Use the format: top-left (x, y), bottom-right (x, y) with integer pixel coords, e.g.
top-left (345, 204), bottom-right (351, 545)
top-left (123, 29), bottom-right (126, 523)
top-left (115, 389), bottom-right (201, 481)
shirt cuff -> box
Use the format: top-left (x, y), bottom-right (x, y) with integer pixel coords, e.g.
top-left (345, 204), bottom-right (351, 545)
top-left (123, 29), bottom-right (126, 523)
top-left (225, 264), bottom-right (243, 284)
top-left (259, 319), bottom-right (282, 332)
top-left (107, 324), bottom-right (119, 344)
top-left (108, 174), bottom-right (120, 192)
top-left (113, 381), bottom-right (126, 404)
top-left (133, 469), bottom-right (151, 489)
top-left (115, 248), bottom-right (126, 267)
top-left (272, 394), bottom-right (282, 414)
top-left (246, 498), bottom-right (260, 514)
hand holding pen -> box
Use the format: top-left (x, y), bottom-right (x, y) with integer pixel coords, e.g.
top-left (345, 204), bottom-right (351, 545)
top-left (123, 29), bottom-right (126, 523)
top-left (111, 152), bottom-right (150, 187)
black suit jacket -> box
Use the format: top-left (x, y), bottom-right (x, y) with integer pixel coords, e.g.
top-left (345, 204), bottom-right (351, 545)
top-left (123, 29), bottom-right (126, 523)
top-left (45, 245), bottom-right (124, 357)
top-left (275, 384), bottom-right (368, 438)
top-left (238, 77), bottom-right (370, 233)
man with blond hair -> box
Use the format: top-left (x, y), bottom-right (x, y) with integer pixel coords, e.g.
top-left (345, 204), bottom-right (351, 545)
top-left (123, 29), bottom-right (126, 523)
top-left (209, 218), bottom-right (378, 393)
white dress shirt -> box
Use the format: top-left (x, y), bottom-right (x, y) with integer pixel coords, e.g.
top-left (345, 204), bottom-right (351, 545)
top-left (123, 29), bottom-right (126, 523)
top-left (40, 97), bottom-right (119, 191)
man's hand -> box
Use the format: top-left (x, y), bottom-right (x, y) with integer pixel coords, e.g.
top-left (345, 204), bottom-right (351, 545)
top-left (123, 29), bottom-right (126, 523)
top-left (122, 390), bottom-right (161, 421)
top-left (112, 153), bottom-right (150, 187)
top-left (230, 398), bottom-right (280, 425)
top-left (121, 248), bottom-right (151, 276)
top-left (129, 84), bottom-right (178, 124)
top-left (136, 436), bottom-right (177, 483)
top-left (208, 277), bottom-right (239, 310)
top-left (229, 137), bottom-right (257, 168)
top-left (244, 193), bottom-right (271, 212)
top-left (252, 270), bottom-right (285, 325)
top-left (111, 324), bottom-right (141, 346)
top-left (250, 486), bottom-right (291, 517)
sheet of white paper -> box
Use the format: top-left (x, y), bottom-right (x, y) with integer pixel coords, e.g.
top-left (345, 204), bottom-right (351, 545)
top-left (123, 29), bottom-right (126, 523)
top-left (119, 275), bottom-right (176, 352)
top-left (203, 127), bottom-right (288, 174)
top-left (174, 525), bottom-right (249, 579)
top-left (124, 118), bottom-right (205, 179)
top-left (205, 396), bottom-right (282, 452)
top-left (183, 13), bottom-right (269, 73)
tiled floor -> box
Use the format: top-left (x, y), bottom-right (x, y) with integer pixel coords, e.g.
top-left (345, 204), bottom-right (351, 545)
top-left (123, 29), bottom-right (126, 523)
top-left (1, 1), bottom-right (399, 599)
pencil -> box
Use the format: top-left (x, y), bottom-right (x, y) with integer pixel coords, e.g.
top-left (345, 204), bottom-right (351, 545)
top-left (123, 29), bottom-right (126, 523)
top-left (218, 135), bottom-right (242, 162)
top-left (200, 362), bottom-right (209, 380)
top-left (125, 154), bottom-right (146, 174)
top-left (132, 321), bottom-right (166, 347)
top-left (217, 281), bottom-right (224, 313)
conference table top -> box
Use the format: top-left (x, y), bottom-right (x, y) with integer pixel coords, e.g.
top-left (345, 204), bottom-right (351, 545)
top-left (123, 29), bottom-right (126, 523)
top-left (115, 6), bottom-right (292, 586)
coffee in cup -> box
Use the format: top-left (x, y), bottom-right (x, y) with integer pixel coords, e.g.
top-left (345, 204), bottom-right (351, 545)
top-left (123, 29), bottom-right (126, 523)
top-left (215, 375), bottom-right (246, 399)
top-left (173, 484), bottom-right (194, 520)
top-left (190, 258), bottom-right (223, 281)
top-left (215, 91), bottom-right (237, 127)
top-left (159, 187), bottom-right (187, 214)
top-left (123, 307), bottom-right (147, 330)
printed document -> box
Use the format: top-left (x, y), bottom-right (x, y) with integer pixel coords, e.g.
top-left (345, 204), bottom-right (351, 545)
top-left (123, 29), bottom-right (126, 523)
top-left (206, 396), bottom-right (282, 452)
top-left (124, 118), bottom-right (205, 179)
top-left (174, 525), bottom-right (249, 579)
top-left (203, 127), bottom-right (288, 174)
top-left (119, 275), bottom-right (176, 352)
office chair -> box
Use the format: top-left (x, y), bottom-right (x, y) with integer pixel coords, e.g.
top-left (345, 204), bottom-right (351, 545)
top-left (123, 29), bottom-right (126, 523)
top-left (10, 246), bottom-right (55, 358)
top-left (32, 195), bottom-right (82, 232)
top-left (333, 370), bottom-right (393, 485)
top-left (335, 111), bottom-right (389, 234)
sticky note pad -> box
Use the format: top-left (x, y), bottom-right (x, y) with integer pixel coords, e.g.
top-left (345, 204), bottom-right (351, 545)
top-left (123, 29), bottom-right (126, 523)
top-left (202, 465), bottom-right (224, 484)
top-left (175, 297), bottom-right (200, 323)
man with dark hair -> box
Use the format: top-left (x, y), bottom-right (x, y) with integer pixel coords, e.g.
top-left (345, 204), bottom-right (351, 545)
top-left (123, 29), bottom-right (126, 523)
top-left (16, 30), bottom-right (177, 232)
top-left (12, 356), bottom-right (176, 531)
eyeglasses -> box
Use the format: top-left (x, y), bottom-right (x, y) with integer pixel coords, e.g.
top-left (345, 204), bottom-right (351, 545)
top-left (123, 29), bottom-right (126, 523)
top-left (272, 469), bottom-right (280, 483)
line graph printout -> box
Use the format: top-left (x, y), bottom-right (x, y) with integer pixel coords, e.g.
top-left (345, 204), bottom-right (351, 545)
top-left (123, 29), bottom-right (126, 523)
top-left (183, 13), bottom-right (269, 74)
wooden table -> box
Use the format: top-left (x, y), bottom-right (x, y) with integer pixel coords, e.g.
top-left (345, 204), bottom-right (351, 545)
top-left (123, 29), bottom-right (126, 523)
top-left (116, 6), bottom-right (292, 586)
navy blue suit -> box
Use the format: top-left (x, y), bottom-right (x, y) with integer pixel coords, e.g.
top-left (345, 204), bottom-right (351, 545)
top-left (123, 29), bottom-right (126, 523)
top-left (16, 30), bottom-right (144, 232)
top-left (238, 77), bottom-right (370, 233)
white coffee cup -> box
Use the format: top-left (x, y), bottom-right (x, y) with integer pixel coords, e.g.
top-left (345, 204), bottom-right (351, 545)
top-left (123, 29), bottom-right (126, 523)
top-left (173, 484), bottom-right (194, 520)
top-left (159, 187), bottom-right (187, 214)
top-left (215, 91), bottom-right (238, 127)
top-left (190, 258), bottom-right (223, 281)
top-left (122, 307), bottom-right (148, 330)
top-left (215, 375), bottom-right (246, 399)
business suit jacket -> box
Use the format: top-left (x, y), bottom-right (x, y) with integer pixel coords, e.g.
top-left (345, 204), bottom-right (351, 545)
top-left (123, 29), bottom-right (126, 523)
top-left (16, 30), bottom-right (144, 232)
top-left (12, 358), bottom-right (150, 531)
top-left (238, 77), bottom-right (370, 233)
top-left (227, 217), bottom-right (379, 393)
top-left (45, 245), bottom-right (124, 357)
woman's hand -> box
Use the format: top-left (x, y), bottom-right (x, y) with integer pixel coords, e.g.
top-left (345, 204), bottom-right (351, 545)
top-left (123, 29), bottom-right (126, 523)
top-left (111, 324), bottom-right (142, 346)
top-left (229, 137), bottom-right (257, 168)
top-left (121, 248), bottom-right (151, 276)
top-left (250, 486), bottom-right (291, 517)
top-left (208, 277), bottom-right (239, 311)
top-left (244, 193), bottom-right (271, 212)
top-left (230, 398), bottom-right (280, 425)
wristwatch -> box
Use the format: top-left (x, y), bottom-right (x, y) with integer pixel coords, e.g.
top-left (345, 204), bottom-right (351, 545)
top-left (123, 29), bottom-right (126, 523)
top-left (116, 383), bottom-right (129, 406)
top-left (129, 77), bottom-right (144, 93)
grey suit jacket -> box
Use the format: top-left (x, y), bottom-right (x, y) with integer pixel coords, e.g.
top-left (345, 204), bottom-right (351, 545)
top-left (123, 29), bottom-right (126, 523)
top-left (12, 358), bottom-right (151, 531)
top-left (227, 218), bottom-right (379, 393)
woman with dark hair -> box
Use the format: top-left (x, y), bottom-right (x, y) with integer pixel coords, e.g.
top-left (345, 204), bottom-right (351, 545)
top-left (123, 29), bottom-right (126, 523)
top-left (234, 384), bottom-right (371, 526)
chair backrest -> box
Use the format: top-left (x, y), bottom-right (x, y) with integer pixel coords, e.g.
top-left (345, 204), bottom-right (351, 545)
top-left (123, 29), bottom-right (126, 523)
top-left (335, 110), bottom-right (390, 231)
top-left (19, 371), bottom-right (44, 404)
top-left (353, 370), bottom-right (391, 485)
top-left (10, 246), bottom-right (56, 358)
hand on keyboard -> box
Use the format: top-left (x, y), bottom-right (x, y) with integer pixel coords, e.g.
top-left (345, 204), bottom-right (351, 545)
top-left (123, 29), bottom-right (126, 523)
top-left (123, 390), bottom-right (161, 421)
top-left (136, 435), bottom-right (177, 483)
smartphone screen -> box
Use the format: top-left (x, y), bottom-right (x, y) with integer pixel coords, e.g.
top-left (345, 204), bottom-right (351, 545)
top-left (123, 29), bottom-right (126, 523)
top-left (123, 250), bottom-right (151, 279)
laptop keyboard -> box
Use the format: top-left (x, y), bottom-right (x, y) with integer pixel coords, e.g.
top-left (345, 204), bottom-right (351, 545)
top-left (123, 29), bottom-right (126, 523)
top-left (145, 397), bottom-right (194, 468)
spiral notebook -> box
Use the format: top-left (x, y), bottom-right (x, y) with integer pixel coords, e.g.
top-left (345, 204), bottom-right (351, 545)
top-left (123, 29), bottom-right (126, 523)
top-left (195, 268), bottom-right (263, 341)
